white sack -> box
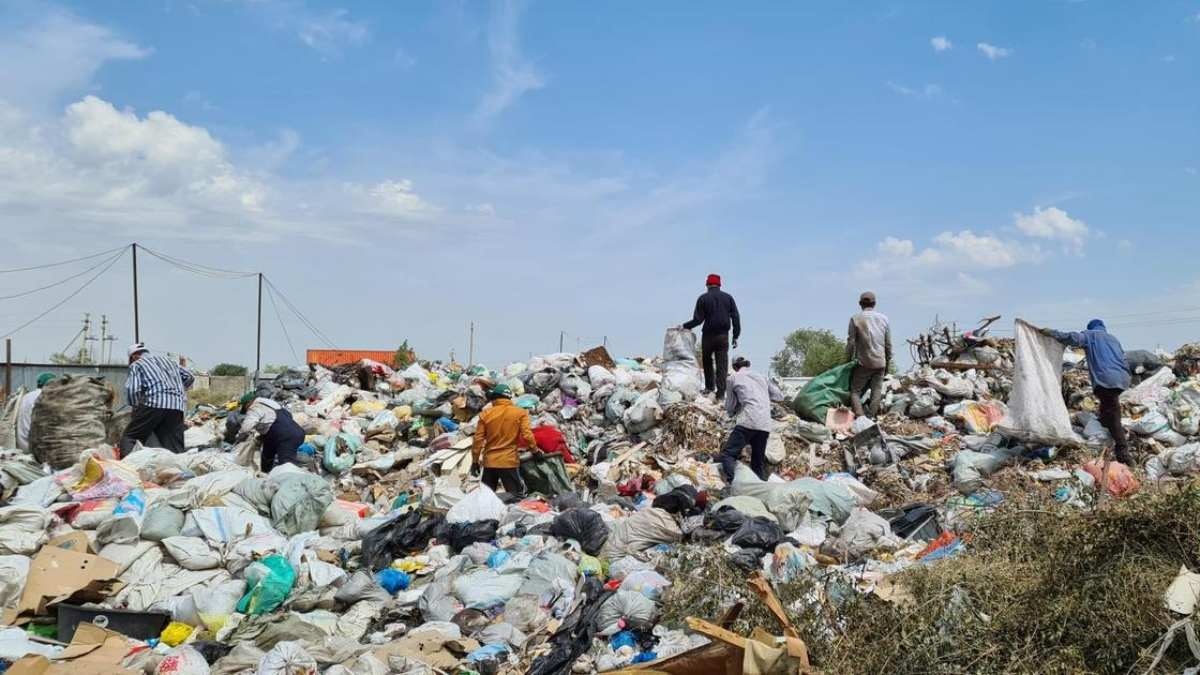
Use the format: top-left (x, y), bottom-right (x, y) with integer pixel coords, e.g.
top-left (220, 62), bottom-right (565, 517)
top-left (998, 320), bottom-right (1082, 446)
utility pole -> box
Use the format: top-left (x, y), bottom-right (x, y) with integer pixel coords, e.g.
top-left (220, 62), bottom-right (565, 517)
top-left (80, 313), bottom-right (94, 364)
top-left (101, 315), bottom-right (116, 364)
top-left (98, 315), bottom-right (107, 364)
top-left (468, 322), bottom-right (475, 366)
top-left (559, 331), bottom-right (564, 353)
top-left (255, 273), bottom-right (263, 381)
top-left (131, 243), bottom-right (140, 343)
top-left (603, 335), bottom-right (608, 348)
top-left (4, 339), bottom-right (10, 399)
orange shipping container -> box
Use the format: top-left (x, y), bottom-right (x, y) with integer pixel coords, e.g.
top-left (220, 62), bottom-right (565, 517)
top-left (306, 349), bottom-right (396, 367)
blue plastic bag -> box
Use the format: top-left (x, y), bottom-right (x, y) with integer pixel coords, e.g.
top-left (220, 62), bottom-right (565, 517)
top-left (376, 568), bottom-right (411, 594)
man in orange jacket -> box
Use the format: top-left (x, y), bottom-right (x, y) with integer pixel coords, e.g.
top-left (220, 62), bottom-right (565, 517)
top-left (472, 384), bottom-right (538, 497)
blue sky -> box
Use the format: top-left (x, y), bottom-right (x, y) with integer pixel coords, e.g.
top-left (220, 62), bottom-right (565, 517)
top-left (0, 0), bottom-right (1197, 371)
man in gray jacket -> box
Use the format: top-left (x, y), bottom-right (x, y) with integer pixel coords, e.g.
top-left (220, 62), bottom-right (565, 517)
top-left (846, 292), bottom-right (892, 418)
top-left (719, 357), bottom-right (784, 481)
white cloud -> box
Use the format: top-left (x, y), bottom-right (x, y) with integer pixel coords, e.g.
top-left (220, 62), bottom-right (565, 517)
top-left (878, 236), bottom-right (914, 257)
top-left (930, 36), bottom-right (953, 52)
top-left (886, 81), bottom-right (944, 99)
top-left (1186, 167), bottom-right (1198, 176)
top-left (0, 9), bottom-right (148, 110)
top-left (475, 0), bottom-right (545, 122)
top-left (1117, 239), bottom-right (1133, 253)
top-left (1164, 55), bottom-right (1177, 63)
top-left (1013, 206), bottom-right (1089, 253)
top-left (247, 1), bottom-right (368, 56)
top-left (345, 179), bottom-right (439, 219)
top-left (977, 42), bottom-right (1012, 60)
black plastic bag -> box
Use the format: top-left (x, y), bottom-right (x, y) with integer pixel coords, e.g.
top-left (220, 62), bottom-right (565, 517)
top-left (728, 548), bottom-right (763, 572)
top-left (448, 520), bottom-right (499, 552)
top-left (551, 492), bottom-right (585, 511)
top-left (527, 580), bottom-right (611, 675)
top-left (361, 511), bottom-right (446, 570)
top-left (191, 641), bottom-right (233, 664)
top-left (730, 516), bottom-right (783, 551)
top-left (707, 506), bottom-right (748, 533)
top-left (651, 485), bottom-right (698, 515)
top-left (549, 508), bottom-right (609, 555)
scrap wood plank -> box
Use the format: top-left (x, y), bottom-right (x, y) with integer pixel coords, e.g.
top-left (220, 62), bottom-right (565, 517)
top-left (749, 573), bottom-right (813, 671)
top-left (686, 617), bottom-right (746, 649)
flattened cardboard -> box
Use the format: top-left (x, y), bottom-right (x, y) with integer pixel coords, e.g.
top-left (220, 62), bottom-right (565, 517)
top-left (7, 623), bottom-right (137, 675)
top-left (1, 544), bottom-right (123, 625)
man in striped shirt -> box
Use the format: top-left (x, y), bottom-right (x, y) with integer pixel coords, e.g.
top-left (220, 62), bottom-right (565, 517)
top-left (120, 343), bottom-right (195, 454)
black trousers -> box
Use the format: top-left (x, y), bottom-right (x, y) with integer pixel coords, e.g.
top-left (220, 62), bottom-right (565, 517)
top-left (481, 467), bottom-right (527, 498)
top-left (720, 425), bottom-right (770, 482)
top-left (701, 332), bottom-right (730, 398)
top-left (1095, 386), bottom-right (1131, 461)
top-left (121, 406), bottom-right (185, 454)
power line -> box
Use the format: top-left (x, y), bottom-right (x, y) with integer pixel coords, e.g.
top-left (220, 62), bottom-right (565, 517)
top-left (263, 278), bottom-right (336, 348)
top-left (265, 284), bottom-right (300, 364)
top-left (138, 245), bottom-right (258, 279)
top-left (0, 250), bottom-right (127, 300)
top-left (0, 248), bottom-right (126, 339)
top-left (0, 245), bottom-right (128, 274)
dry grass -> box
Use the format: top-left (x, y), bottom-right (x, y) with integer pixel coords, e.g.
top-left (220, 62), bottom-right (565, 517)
top-left (660, 483), bottom-right (1200, 674)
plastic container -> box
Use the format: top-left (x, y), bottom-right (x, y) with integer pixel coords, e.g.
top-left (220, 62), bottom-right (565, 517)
top-left (57, 604), bottom-right (170, 641)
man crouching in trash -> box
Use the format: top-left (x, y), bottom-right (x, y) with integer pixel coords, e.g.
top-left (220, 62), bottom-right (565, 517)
top-left (235, 392), bottom-right (306, 473)
top-left (719, 357), bottom-right (785, 482)
top-left (1042, 320), bottom-right (1134, 465)
top-left (472, 384), bottom-right (539, 498)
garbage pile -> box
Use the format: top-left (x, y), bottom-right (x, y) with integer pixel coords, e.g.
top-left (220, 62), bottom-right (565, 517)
top-left (0, 321), bottom-right (1199, 674)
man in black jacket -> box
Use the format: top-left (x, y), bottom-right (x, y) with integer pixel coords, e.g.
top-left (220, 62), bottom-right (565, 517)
top-left (681, 273), bottom-right (741, 400)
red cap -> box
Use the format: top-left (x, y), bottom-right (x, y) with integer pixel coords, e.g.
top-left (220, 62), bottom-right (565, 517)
top-left (706, 274), bottom-right (721, 286)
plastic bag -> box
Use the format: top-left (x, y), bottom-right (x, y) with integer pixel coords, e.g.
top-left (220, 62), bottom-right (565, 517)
top-left (620, 570), bottom-right (671, 600)
top-left (826, 508), bottom-right (900, 558)
top-left (361, 510), bottom-right (446, 571)
top-left (453, 569), bottom-right (523, 608)
top-left (0, 506), bottom-right (50, 555)
top-left (601, 507), bottom-right (682, 560)
top-left (518, 553), bottom-right (577, 598)
top-left (1082, 460), bottom-right (1140, 499)
top-left (163, 536), bottom-right (221, 571)
top-left (237, 555), bottom-right (296, 615)
top-left (549, 508), bottom-right (610, 555)
top-left (195, 579), bottom-right (245, 633)
top-left (446, 485), bottom-right (507, 525)
top-left (156, 645), bottom-right (211, 675)
top-left (623, 390), bottom-right (663, 434)
top-left (270, 471), bottom-right (334, 537)
top-left (730, 517), bottom-right (784, 551)
top-left (448, 520), bottom-right (499, 552)
top-left (663, 328), bottom-right (697, 362)
top-left (322, 433), bottom-right (361, 475)
top-left (596, 590), bottom-right (657, 633)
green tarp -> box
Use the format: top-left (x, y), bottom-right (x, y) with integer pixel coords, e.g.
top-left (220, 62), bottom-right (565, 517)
top-left (791, 362), bottom-right (856, 422)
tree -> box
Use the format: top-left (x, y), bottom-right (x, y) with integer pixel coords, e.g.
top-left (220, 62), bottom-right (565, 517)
top-left (772, 328), bottom-right (848, 377)
top-left (211, 363), bottom-right (248, 376)
top-left (49, 351), bottom-right (92, 365)
top-left (393, 340), bottom-right (416, 369)
top-left (263, 364), bottom-right (290, 375)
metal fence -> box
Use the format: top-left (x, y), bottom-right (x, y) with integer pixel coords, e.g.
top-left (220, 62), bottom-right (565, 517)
top-left (2, 363), bottom-right (130, 400)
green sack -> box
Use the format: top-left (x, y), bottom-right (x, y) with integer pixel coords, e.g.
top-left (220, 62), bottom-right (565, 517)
top-left (236, 554), bottom-right (296, 615)
top-left (519, 454), bottom-right (573, 497)
top-left (791, 362), bottom-right (856, 422)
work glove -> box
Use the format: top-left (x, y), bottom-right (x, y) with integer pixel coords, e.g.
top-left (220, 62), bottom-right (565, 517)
top-left (732, 340), bottom-right (739, 350)
top-left (470, 463), bottom-right (481, 477)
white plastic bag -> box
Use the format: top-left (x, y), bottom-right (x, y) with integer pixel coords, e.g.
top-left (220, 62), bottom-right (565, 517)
top-left (257, 641), bottom-right (318, 675)
top-left (446, 485), bottom-right (507, 525)
top-left (452, 569), bottom-right (523, 608)
top-left (157, 645), bottom-right (211, 674)
top-left (998, 320), bottom-right (1082, 445)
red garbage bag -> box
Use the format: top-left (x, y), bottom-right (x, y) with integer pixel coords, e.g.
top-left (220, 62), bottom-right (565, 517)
top-left (532, 426), bottom-right (575, 463)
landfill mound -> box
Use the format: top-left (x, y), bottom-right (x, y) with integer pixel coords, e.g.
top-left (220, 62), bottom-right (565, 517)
top-left (0, 327), bottom-right (1199, 674)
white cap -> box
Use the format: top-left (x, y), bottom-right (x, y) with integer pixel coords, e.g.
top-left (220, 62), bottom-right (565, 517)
top-left (127, 342), bottom-right (148, 358)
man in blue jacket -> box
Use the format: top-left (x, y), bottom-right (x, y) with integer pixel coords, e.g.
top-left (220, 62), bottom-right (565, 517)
top-left (1044, 319), bottom-right (1133, 465)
